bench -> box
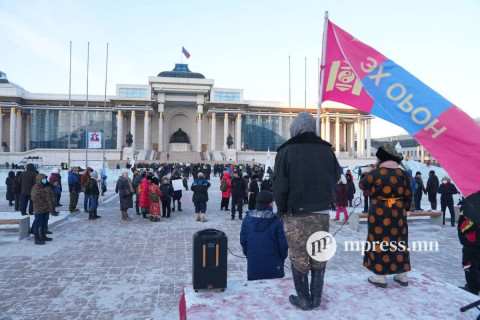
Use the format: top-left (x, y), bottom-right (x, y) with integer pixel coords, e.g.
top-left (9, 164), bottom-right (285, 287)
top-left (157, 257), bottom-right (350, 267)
top-left (0, 216), bottom-right (31, 240)
top-left (349, 211), bottom-right (442, 232)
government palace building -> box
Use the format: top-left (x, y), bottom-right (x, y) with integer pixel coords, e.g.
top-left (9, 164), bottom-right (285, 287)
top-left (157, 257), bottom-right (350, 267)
top-left (0, 64), bottom-right (376, 166)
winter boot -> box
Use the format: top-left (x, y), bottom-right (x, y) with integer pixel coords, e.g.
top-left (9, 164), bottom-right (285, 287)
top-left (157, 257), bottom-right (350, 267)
top-left (239, 214), bottom-right (243, 220)
top-left (93, 210), bottom-right (101, 219)
top-left (153, 216), bottom-right (160, 222)
top-left (368, 274), bottom-right (387, 288)
top-left (289, 267), bottom-right (312, 311)
top-left (231, 215), bottom-right (235, 220)
top-left (172, 205), bottom-right (175, 212)
top-left (44, 228), bottom-right (53, 235)
top-left (310, 268), bottom-right (326, 309)
top-left (393, 272), bottom-right (409, 287)
top-left (195, 213), bottom-right (201, 221)
top-left (34, 231), bottom-right (45, 245)
top-left (178, 202), bottom-right (183, 211)
top-left (142, 211), bottom-right (148, 219)
top-left (200, 214), bottom-right (207, 222)
top-left (121, 210), bottom-right (131, 221)
top-left (39, 228), bottom-right (52, 242)
top-left (89, 211), bottom-right (96, 220)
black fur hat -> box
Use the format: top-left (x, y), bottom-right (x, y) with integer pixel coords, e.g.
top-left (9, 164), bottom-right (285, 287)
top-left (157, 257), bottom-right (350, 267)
top-left (376, 143), bottom-right (403, 164)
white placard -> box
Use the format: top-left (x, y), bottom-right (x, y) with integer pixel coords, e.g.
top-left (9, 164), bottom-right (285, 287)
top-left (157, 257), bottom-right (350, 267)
top-left (172, 179), bottom-right (184, 191)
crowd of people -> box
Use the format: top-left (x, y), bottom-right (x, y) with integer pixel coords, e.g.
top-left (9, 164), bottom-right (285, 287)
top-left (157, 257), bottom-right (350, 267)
top-left (2, 112), bottom-right (478, 305)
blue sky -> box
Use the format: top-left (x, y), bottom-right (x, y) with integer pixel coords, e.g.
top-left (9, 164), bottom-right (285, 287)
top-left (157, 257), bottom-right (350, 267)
top-left (1, 0), bottom-right (479, 137)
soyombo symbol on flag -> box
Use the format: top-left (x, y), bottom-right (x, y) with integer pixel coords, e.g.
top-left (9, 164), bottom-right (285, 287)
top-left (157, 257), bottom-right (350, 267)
top-left (321, 19), bottom-right (480, 198)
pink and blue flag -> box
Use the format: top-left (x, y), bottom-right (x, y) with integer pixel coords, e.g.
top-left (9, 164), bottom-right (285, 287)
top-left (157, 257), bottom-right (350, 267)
top-left (182, 46), bottom-right (190, 59)
top-left (321, 20), bottom-right (480, 198)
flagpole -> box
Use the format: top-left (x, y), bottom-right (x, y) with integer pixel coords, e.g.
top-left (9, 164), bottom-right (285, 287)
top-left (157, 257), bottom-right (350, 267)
top-left (316, 11), bottom-right (329, 136)
top-left (68, 41), bottom-right (72, 167)
top-left (304, 56), bottom-right (307, 111)
top-left (289, 55), bottom-right (292, 127)
top-left (102, 43), bottom-right (109, 172)
top-left (85, 42), bottom-right (89, 167)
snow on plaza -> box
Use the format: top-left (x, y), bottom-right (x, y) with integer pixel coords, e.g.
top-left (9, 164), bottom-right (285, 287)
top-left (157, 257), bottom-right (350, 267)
top-left (0, 160), bottom-right (478, 320)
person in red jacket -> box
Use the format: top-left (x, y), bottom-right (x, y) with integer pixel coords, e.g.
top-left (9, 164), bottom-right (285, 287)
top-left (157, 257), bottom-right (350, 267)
top-left (220, 172), bottom-right (232, 211)
top-left (138, 173), bottom-right (152, 219)
top-left (335, 175), bottom-right (349, 221)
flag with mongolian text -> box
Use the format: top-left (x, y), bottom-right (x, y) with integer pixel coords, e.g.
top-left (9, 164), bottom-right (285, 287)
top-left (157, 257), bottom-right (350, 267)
top-left (321, 20), bottom-right (480, 197)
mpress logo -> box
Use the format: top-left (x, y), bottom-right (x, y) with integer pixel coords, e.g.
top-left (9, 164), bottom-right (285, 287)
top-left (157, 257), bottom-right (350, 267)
top-left (306, 231), bottom-right (337, 262)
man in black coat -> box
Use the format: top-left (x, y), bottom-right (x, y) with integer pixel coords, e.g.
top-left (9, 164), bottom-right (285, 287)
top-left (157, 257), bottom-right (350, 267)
top-left (273, 113), bottom-right (341, 311)
top-left (231, 170), bottom-right (247, 220)
top-left (414, 171), bottom-right (426, 210)
top-left (425, 170), bottom-right (439, 210)
top-left (20, 163), bottom-right (36, 215)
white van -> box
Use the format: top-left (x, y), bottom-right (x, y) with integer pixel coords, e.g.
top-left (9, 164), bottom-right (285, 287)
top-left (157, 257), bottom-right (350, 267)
top-left (17, 157), bottom-right (43, 169)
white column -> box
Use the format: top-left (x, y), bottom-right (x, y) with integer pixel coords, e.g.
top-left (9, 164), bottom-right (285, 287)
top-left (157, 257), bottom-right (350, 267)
top-left (360, 119), bottom-right (365, 157)
top-left (335, 116), bottom-right (340, 154)
top-left (0, 107), bottom-right (2, 151)
top-left (131, 110), bottom-right (136, 152)
top-left (278, 116), bottom-right (283, 138)
top-left (25, 114), bottom-right (30, 151)
top-left (157, 103), bottom-right (164, 152)
top-left (235, 114), bottom-right (242, 151)
top-left (116, 110), bottom-right (123, 150)
top-left (349, 123), bottom-right (354, 156)
top-left (16, 110), bottom-right (21, 152)
top-left (325, 116), bottom-right (330, 143)
top-left (144, 111), bottom-right (150, 150)
top-left (224, 113), bottom-right (229, 150)
top-left (197, 113), bottom-right (202, 152)
top-left (320, 117), bottom-right (325, 139)
top-left (9, 108), bottom-right (16, 152)
top-left (421, 146), bottom-right (425, 163)
top-left (366, 119), bottom-right (372, 157)
top-left (342, 122), bottom-right (347, 152)
top-left (158, 112), bottom-right (163, 152)
top-left (211, 113), bottom-right (216, 151)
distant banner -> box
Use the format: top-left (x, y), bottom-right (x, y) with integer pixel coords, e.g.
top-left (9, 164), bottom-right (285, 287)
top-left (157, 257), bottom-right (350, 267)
top-left (88, 131), bottom-right (101, 149)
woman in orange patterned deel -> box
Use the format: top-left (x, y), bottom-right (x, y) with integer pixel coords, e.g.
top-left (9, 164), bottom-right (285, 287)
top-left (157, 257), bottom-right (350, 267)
top-left (359, 143), bottom-right (413, 288)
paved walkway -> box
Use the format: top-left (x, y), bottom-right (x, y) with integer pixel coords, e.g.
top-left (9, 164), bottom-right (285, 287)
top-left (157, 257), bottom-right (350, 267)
top-left (0, 176), bottom-right (469, 319)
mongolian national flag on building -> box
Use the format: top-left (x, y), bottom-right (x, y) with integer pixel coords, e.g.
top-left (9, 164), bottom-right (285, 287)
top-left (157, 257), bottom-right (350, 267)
top-left (320, 17), bottom-right (480, 199)
top-left (182, 46), bottom-right (190, 59)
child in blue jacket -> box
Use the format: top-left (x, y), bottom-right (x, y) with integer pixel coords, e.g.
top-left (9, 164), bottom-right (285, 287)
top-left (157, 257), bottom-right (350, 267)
top-left (240, 190), bottom-right (289, 280)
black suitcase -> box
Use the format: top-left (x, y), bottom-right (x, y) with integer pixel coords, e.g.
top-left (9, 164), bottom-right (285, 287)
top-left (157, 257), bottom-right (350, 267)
top-left (192, 229), bottom-right (227, 292)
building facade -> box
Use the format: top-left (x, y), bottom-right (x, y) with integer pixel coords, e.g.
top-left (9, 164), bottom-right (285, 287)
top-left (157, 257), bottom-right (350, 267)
top-left (0, 65), bottom-right (375, 163)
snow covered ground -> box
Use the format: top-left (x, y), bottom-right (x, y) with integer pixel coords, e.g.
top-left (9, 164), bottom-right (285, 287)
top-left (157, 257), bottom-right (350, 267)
top-left (182, 272), bottom-right (479, 320)
top-left (0, 162), bottom-right (474, 319)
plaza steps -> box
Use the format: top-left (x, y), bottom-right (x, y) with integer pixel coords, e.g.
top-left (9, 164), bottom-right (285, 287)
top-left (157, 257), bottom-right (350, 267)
top-left (212, 151), bottom-right (224, 161)
top-left (157, 151), bottom-right (202, 163)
